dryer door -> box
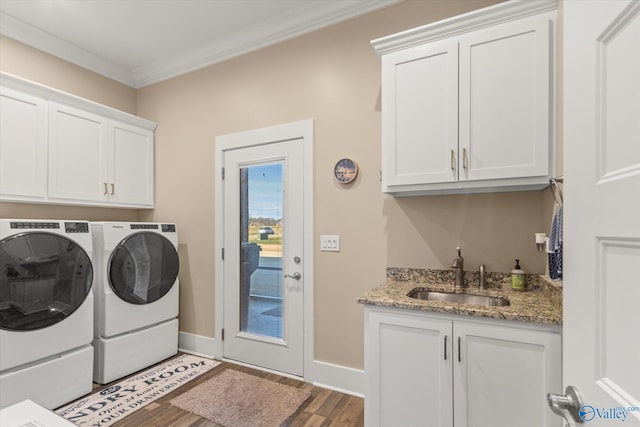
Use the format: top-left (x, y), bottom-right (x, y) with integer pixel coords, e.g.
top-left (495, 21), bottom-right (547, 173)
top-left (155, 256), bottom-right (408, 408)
top-left (108, 232), bottom-right (179, 304)
top-left (0, 232), bottom-right (93, 331)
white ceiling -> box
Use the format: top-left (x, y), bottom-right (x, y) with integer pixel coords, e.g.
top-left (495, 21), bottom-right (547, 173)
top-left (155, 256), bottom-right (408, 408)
top-left (0, 0), bottom-right (400, 88)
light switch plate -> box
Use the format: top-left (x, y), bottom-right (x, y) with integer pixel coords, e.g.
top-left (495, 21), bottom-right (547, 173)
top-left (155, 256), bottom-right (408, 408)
top-left (320, 235), bottom-right (340, 252)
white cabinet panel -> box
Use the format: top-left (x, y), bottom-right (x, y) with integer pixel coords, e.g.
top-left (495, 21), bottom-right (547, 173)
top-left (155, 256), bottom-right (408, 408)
top-left (48, 102), bottom-right (107, 203)
top-left (382, 41), bottom-right (458, 187)
top-left (110, 122), bottom-right (154, 207)
top-left (453, 320), bottom-right (561, 427)
top-left (0, 87), bottom-right (47, 200)
top-left (365, 309), bottom-right (452, 427)
top-left (459, 17), bottom-right (551, 182)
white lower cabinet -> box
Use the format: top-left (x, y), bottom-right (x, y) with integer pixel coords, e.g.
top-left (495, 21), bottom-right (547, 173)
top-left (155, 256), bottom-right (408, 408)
top-left (364, 306), bottom-right (562, 427)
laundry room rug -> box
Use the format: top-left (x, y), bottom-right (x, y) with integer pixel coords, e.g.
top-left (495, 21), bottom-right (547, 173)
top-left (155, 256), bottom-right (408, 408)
top-left (170, 369), bottom-right (311, 427)
top-left (55, 354), bottom-right (220, 426)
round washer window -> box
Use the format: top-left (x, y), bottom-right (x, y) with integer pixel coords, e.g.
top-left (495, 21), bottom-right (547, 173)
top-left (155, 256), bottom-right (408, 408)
top-left (108, 232), bottom-right (179, 305)
top-left (0, 232), bottom-right (93, 331)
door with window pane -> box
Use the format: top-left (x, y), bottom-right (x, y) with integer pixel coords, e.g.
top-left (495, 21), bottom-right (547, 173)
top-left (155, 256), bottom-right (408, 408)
top-left (223, 139), bottom-right (303, 376)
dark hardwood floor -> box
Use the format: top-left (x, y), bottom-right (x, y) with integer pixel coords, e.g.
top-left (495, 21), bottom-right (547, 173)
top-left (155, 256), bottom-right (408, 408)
top-left (90, 356), bottom-right (364, 427)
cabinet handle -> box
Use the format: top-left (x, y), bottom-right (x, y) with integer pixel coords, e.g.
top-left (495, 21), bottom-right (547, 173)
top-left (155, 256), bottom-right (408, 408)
top-left (103, 183), bottom-right (108, 195)
top-left (458, 337), bottom-right (462, 362)
top-left (463, 148), bottom-right (468, 169)
top-left (450, 149), bottom-right (456, 171)
top-left (444, 335), bottom-right (448, 360)
top-left (110, 183), bottom-right (115, 195)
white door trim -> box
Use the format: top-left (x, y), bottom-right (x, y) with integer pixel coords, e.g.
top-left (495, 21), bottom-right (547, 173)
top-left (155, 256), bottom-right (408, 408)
top-left (214, 119), bottom-right (314, 381)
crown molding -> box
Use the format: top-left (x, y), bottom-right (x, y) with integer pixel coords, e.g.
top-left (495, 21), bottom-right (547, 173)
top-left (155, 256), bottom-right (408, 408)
top-left (133, 0), bottom-right (401, 87)
top-left (0, 72), bottom-right (156, 130)
top-left (0, 12), bottom-right (136, 86)
top-left (1, 0), bottom-right (401, 88)
top-left (371, 0), bottom-right (557, 56)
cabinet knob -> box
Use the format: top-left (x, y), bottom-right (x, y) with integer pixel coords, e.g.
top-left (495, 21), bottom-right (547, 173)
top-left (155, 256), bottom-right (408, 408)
top-left (111, 183), bottom-right (115, 195)
top-left (450, 149), bottom-right (456, 171)
top-left (103, 183), bottom-right (108, 195)
top-left (463, 148), bottom-right (468, 170)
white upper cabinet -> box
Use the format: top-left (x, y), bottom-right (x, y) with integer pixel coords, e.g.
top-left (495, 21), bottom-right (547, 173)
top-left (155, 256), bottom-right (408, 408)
top-left (382, 41), bottom-right (459, 187)
top-left (0, 73), bottom-right (156, 208)
top-left (110, 121), bottom-right (154, 207)
top-left (458, 17), bottom-right (551, 183)
top-left (373, 0), bottom-right (557, 195)
top-left (0, 87), bottom-right (47, 201)
top-left (48, 102), bottom-right (109, 203)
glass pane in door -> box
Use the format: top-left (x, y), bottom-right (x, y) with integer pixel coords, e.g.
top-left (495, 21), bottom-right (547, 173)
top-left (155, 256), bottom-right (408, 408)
top-left (239, 163), bottom-right (283, 338)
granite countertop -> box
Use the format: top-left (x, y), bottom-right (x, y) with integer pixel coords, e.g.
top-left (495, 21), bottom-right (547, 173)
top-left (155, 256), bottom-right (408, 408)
top-left (357, 268), bottom-right (563, 325)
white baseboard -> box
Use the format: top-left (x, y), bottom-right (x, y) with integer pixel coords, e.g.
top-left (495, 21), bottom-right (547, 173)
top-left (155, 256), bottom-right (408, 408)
top-left (311, 360), bottom-right (364, 397)
top-left (178, 331), bottom-right (219, 359)
top-left (178, 331), bottom-right (364, 397)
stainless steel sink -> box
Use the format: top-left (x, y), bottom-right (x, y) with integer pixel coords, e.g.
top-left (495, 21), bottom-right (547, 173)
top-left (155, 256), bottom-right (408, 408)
top-left (407, 289), bottom-right (510, 307)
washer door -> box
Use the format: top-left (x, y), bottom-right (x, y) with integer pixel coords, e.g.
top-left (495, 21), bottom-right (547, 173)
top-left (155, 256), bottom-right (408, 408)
top-left (108, 232), bottom-right (179, 305)
top-left (0, 232), bottom-right (93, 331)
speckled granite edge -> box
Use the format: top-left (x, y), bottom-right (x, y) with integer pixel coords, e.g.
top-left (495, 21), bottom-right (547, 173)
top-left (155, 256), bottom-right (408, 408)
top-left (358, 268), bottom-right (563, 325)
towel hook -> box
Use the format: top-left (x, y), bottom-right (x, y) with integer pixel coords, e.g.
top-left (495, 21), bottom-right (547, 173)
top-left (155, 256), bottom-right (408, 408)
top-left (549, 176), bottom-right (563, 206)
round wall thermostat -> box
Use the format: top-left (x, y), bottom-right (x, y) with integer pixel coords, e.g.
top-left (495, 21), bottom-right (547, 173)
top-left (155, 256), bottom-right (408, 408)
top-left (334, 158), bottom-right (358, 184)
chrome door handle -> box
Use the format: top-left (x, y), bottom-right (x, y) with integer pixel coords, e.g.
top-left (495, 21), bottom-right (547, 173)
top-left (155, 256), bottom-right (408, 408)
top-left (284, 272), bottom-right (301, 280)
top-left (547, 386), bottom-right (584, 424)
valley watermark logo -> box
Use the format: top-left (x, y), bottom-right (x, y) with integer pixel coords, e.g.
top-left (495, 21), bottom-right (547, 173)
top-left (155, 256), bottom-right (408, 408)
top-left (580, 405), bottom-right (640, 422)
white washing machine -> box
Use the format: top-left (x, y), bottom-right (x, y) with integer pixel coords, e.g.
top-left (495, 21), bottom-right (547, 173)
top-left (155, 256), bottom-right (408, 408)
top-left (91, 222), bottom-right (179, 384)
top-left (0, 219), bottom-right (94, 409)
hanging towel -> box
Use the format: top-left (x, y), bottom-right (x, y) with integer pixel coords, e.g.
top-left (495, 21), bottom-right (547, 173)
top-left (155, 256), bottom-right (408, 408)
top-left (548, 206), bottom-right (563, 280)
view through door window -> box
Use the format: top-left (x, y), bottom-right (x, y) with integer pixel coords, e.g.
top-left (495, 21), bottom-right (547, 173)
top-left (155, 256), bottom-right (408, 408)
top-left (239, 163), bottom-right (283, 338)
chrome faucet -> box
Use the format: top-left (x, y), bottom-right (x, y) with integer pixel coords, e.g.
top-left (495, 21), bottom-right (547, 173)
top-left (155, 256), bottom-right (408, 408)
top-left (479, 264), bottom-right (487, 290)
top-left (451, 247), bottom-right (465, 289)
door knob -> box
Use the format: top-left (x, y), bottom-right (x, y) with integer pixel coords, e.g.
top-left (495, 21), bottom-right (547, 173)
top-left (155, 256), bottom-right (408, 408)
top-left (284, 272), bottom-right (301, 280)
top-left (547, 386), bottom-right (584, 425)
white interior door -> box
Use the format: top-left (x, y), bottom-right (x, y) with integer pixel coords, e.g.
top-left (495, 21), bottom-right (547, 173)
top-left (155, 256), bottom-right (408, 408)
top-left (557, 1), bottom-right (640, 425)
top-left (222, 138), bottom-right (304, 377)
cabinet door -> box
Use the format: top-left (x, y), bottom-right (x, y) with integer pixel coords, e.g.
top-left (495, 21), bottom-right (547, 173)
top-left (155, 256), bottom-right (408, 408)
top-left (365, 309), bottom-right (453, 427)
top-left (453, 321), bottom-right (561, 427)
top-left (109, 121), bottom-right (154, 207)
top-left (48, 102), bottom-right (108, 202)
top-left (381, 41), bottom-right (458, 189)
top-left (459, 16), bottom-right (551, 182)
top-left (0, 87), bottom-right (47, 200)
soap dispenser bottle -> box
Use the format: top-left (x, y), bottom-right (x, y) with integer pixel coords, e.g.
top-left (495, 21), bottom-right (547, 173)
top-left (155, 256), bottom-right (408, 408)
top-left (511, 259), bottom-right (525, 291)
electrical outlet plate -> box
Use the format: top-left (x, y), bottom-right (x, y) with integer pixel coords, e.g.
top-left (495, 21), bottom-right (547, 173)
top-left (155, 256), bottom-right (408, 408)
top-left (320, 235), bottom-right (340, 252)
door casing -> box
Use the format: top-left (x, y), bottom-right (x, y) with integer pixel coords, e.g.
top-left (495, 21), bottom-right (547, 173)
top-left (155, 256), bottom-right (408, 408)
top-left (214, 119), bottom-right (314, 380)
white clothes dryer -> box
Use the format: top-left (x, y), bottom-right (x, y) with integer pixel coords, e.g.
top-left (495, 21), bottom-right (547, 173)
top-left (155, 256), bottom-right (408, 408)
top-left (91, 222), bottom-right (179, 384)
top-left (0, 220), bottom-right (94, 409)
